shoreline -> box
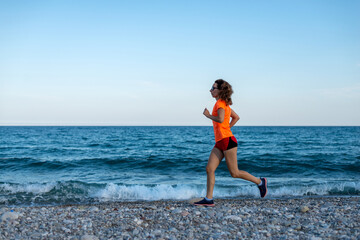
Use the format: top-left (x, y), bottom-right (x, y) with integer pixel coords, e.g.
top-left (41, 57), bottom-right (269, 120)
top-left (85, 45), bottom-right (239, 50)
top-left (3, 194), bottom-right (359, 208)
top-left (1, 197), bottom-right (359, 239)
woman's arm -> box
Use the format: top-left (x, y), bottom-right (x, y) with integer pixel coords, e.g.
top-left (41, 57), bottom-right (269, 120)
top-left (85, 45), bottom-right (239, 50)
top-left (229, 109), bottom-right (240, 128)
top-left (203, 108), bottom-right (225, 123)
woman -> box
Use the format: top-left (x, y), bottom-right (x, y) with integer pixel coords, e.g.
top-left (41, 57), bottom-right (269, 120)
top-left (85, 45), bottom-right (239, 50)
top-left (194, 79), bottom-right (267, 206)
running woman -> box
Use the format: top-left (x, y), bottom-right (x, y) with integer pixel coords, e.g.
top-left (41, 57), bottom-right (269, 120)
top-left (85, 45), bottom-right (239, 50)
top-left (194, 79), bottom-right (267, 206)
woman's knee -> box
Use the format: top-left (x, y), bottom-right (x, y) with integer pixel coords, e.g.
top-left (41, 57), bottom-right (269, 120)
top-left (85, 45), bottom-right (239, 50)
top-left (206, 166), bottom-right (216, 175)
top-left (230, 169), bottom-right (248, 178)
top-left (229, 170), bottom-right (239, 178)
top-left (230, 170), bottom-right (249, 179)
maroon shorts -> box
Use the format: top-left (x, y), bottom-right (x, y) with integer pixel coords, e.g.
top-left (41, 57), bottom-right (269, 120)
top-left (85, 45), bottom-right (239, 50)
top-left (214, 136), bottom-right (238, 152)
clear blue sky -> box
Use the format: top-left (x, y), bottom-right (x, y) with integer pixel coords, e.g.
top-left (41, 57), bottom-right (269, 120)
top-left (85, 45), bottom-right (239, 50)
top-left (1, 0), bottom-right (359, 126)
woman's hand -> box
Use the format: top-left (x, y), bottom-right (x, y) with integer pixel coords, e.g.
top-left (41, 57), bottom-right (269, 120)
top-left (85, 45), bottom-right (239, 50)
top-left (203, 108), bottom-right (224, 123)
top-left (229, 109), bottom-right (240, 128)
top-left (203, 108), bottom-right (211, 118)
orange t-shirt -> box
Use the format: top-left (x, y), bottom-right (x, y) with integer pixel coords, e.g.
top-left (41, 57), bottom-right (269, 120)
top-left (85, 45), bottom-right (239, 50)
top-left (212, 99), bottom-right (233, 142)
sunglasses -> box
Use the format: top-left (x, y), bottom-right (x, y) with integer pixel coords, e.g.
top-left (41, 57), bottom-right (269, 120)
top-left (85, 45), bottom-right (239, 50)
top-left (210, 86), bottom-right (219, 91)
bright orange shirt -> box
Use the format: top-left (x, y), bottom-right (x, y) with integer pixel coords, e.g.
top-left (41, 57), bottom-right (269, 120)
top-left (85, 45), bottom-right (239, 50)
top-left (212, 99), bottom-right (233, 142)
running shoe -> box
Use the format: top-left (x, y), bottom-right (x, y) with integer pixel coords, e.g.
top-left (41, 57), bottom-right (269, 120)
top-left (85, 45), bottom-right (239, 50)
top-left (258, 177), bottom-right (268, 198)
top-left (193, 198), bottom-right (215, 207)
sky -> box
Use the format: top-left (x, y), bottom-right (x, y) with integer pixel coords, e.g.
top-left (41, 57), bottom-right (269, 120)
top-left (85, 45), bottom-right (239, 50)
top-left (0, 0), bottom-right (359, 126)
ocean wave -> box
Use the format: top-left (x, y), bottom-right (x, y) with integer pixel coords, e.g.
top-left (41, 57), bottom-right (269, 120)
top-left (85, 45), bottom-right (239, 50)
top-left (0, 157), bottom-right (203, 172)
top-left (269, 181), bottom-right (360, 197)
top-left (0, 181), bottom-right (95, 206)
top-left (87, 143), bottom-right (117, 148)
top-left (1, 179), bottom-right (359, 206)
top-left (0, 157), bottom-right (79, 170)
top-left (0, 182), bottom-right (57, 194)
top-left (92, 183), bottom-right (201, 201)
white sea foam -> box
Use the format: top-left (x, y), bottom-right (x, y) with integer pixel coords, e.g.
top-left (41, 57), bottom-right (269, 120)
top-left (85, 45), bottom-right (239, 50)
top-left (0, 182), bottom-right (56, 194)
top-left (92, 180), bottom-right (360, 201)
top-left (92, 183), bottom-right (204, 201)
top-left (1, 180), bottom-right (359, 205)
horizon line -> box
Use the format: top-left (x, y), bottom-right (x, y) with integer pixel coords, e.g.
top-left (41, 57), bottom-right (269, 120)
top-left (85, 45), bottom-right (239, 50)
top-left (0, 125), bottom-right (359, 127)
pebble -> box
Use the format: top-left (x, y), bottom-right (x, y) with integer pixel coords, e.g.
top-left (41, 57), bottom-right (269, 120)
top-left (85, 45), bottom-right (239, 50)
top-left (224, 215), bottom-right (242, 222)
top-left (181, 211), bottom-right (190, 217)
top-left (207, 210), bottom-right (215, 218)
top-left (153, 229), bottom-right (162, 236)
top-left (0, 197), bottom-right (359, 239)
top-left (81, 235), bottom-right (99, 240)
top-left (169, 227), bottom-right (178, 233)
top-left (301, 206), bottom-right (310, 213)
top-left (134, 218), bottom-right (143, 225)
top-left (188, 198), bottom-right (202, 204)
top-left (200, 224), bottom-right (209, 231)
top-left (172, 209), bottom-right (182, 214)
top-left (310, 237), bottom-right (322, 240)
top-left (213, 224), bottom-right (221, 228)
top-left (1, 212), bottom-right (19, 222)
top-left (89, 207), bottom-right (99, 212)
top-left (133, 229), bottom-right (140, 235)
top-left (146, 206), bottom-right (157, 210)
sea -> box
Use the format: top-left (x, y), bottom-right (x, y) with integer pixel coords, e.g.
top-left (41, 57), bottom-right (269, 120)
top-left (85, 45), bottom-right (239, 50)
top-left (0, 126), bottom-right (359, 207)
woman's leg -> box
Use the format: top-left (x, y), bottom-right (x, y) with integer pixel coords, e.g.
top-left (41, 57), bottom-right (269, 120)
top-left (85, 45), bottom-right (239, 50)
top-left (224, 147), bottom-right (261, 185)
top-left (206, 148), bottom-right (224, 199)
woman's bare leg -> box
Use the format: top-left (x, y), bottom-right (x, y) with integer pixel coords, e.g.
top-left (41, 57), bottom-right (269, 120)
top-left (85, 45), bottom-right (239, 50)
top-left (206, 148), bottom-right (224, 199)
top-left (224, 147), bottom-right (261, 185)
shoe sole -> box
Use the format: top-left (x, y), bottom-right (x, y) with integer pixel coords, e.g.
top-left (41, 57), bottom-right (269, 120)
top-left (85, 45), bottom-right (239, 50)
top-left (262, 177), bottom-right (268, 198)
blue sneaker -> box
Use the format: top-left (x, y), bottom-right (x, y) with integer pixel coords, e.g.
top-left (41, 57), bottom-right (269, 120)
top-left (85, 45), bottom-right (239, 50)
top-left (193, 198), bottom-right (215, 207)
top-left (258, 177), bottom-right (268, 198)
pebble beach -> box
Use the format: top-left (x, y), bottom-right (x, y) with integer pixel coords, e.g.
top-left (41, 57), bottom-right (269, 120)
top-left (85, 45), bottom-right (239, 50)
top-left (1, 197), bottom-right (359, 240)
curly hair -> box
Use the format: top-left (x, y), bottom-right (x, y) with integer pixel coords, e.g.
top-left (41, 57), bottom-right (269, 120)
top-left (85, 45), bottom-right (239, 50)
top-left (215, 79), bottom-right (233, 105)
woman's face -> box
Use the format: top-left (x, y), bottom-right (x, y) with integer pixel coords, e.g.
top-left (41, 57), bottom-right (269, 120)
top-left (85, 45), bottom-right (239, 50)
top-left (210, 83), bottom-right (220, 98)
